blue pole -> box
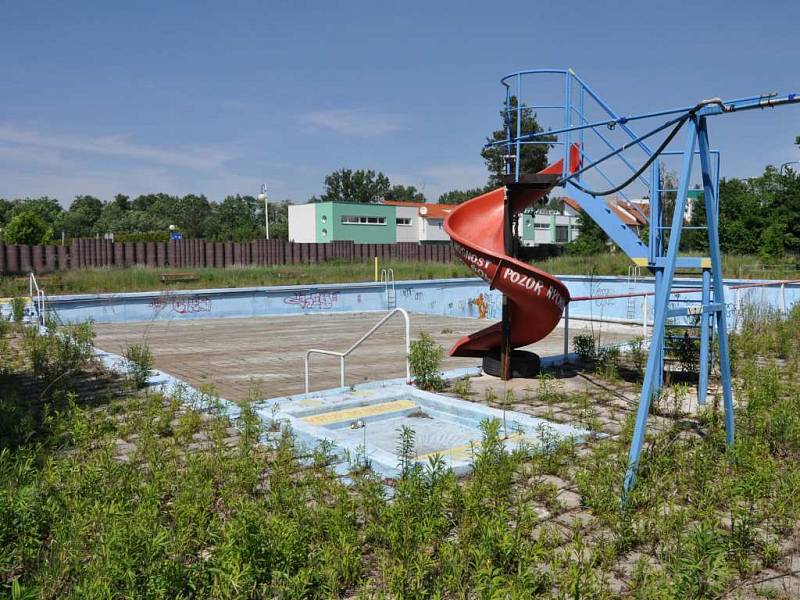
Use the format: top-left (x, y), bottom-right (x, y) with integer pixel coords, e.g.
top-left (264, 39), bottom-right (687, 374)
top-left (698, 268), bottom-right (711, 405)
top-left (696, 117), bottom-right (735, 445)
top-left (623, 121), bottom-right (698, 498)
top-left (563, 72), bottom-right (572, 178)
top-left (515, 74), bottom-right (522, 181)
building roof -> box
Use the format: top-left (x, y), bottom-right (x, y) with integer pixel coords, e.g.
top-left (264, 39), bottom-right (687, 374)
top-left (380, 200), bottom-right (454, 220)
top-left (562, 196), bottom-right (646, 227)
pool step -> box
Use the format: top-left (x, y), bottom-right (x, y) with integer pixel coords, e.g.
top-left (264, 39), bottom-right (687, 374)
top-left (301, 399), bottom-right (417, 426)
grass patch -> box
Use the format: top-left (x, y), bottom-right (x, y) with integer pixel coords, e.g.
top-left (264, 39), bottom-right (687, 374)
top-left (2, 253), bottom-right (797, 296)
top-left (2, 306), bottom-right (800, 596)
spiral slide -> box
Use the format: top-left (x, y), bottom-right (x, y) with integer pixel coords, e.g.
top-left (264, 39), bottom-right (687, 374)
top-left (444, 147), bottom-right (580, 359)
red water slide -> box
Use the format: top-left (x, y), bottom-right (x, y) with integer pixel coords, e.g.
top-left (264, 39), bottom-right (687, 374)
top-left (444, 148), bottom-right (579, 358)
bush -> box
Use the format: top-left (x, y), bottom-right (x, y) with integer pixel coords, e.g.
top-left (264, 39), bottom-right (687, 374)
top-left (24, 322), bottom-right (95, 385)
top-left (409, 332), bottom-right (445, 391)
top-left (627, 336), bottom-right (646, 375)
top-left (572, 333), bottom-right (596, 362)
top-left (10, 297), bottom-right (26, 323)
top-left (4, 211), bottom-right (53, 245)
top-left (123, 343), bottom-right (154, 388)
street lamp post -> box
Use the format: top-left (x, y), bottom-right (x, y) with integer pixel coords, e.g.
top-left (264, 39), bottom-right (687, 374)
top-left (257, 184), bottom-right (269, 240)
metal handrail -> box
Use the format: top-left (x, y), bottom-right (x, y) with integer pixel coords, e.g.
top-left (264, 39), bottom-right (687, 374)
top-left (304, 308), bottom-right (411, 394)
top-left (380, 268), bottom-right (395, 310)
top-left (28, 272), bottom-right (46, 327)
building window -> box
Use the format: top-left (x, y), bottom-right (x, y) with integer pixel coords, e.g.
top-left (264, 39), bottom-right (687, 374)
top-left (534, 223), bottom-right (549, 229)
top-left (555, 225), bottom-right (569, 243)
top-left (429, 219), bottom-right (443, 228)
top-left (341, 215), bottom-right (386, 225)
top-left (397, 217), bottom-right (412, 226)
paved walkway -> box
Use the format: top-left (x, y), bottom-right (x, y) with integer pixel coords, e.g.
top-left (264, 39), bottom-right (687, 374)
top-left (93, 313), bottom-right (639, 401)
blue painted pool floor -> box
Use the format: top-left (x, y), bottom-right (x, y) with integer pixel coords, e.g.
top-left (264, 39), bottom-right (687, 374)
top-left (256, 384), bottom-right (591, 478)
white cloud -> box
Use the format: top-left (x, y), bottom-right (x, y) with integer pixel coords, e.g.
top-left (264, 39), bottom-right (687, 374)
top-left (0, 123), bottom-right (234, 171)
top-left (417, 162), bottom-right (487, 201)
top-left (303, 108), bottom-right (407, 136)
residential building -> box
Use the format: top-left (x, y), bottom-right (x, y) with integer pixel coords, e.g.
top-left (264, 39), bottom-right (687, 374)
top-left (288, 202), bottom-right (396, 243)
top-left (288, 200), bottom-right (454, 244)
top-left (519, 208), bottom-right (579, 246)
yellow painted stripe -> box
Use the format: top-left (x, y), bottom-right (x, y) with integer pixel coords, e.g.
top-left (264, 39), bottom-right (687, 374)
top-left (302, 399), bottom-right (417, 426)
top-left (701, 257), bottom-right (711, 268)
top-left (632, 258), bottom-right (649, 267)
top-left (417, 432), bottom-right (535, 463)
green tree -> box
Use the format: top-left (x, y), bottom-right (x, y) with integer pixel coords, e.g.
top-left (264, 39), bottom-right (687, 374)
top-left (174, 194), bottom-right (212, 238)
top-left (319, 169), bottom-right (390, 203)
top-left (262, 200), bottom-right (291, 240)
top-left (0, 199), bottom-right (13, 226)
top-left (717, 178), bottom-right (763, 254)
top-left (759, 220), bottom-right (787, 261)
top-left (481, 96), bottom-right (555, 187)
top-left (566, 211), bottom-right (608, 255)
top-left (60, 195), bottom-right (103, 238)
top-left (10, 197), bottom-right (63, 224)
top-left (4, 210), bottom-right (53, 245)
top-left (437, 187), bottom-right (488, 205)
top-left (385, 184), bottom-right (425, 202)
top-left (209, 195), bottom-right (261, 241)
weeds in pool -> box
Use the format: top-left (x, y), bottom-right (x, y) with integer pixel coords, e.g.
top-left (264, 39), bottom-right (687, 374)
top-left (408, 332), bottom-right (445, 392)
top-left (440, 327), bottom-right (453, 334)
top-left (573, 333), bottom-right (596, 362)
top-left (596, 345), bottom-right (621, 380)
top-left (537, 371), bottom-right (565, 404)
top-left (3, 307), bottom-right (800, 597)
top-left (123, 342), bottom-right (154, 388)
top-left (483, 386), bottom-right (498, 404)
top-left (396, 425), bottom-right (417, 479)
top-left (500, 389), bottom-right (515, 437)
top-left (10, 297), bottom-right (26, 323)
top-left (451, 376), bottom-right (474, 399)
top-left (628, 335), bottom-right (646, 377)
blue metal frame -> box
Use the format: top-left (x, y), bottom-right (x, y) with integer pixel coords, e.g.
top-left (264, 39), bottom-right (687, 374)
top-left (494, 69), bottom-right (799, 498)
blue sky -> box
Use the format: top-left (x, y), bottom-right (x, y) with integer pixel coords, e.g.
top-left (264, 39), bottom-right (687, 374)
top-left (2, 0), bottom-right (799, 206)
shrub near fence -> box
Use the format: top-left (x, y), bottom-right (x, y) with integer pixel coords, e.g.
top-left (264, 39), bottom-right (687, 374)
top-left (0, 239), bottom-right (457, 274)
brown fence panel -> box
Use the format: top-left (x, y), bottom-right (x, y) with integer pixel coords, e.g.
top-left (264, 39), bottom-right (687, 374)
top-left (203, 239), bottom-right (209, 267)
top-left (32, 245), bottom-right (44, 272)
top-left (104, 240), bottom-right (113, 266)
top-left (211, 242), bottom-right (222, 268)
top-left (144, 242), bottom-right (155, 267)
top-left (44, 246), bottom-right (56, 272)
top-left (19, 245), bottom-right (31, 273)
top-left (57, 245), bottom-right (68, 270)
top-left (113, 242), bottom-right (124, 267)
top-left (6, 245), bottom-right (19, 273)
top-left (122, 242), bottom-right (133, 266)
top-left (133, 242), bottom-right (144, 265)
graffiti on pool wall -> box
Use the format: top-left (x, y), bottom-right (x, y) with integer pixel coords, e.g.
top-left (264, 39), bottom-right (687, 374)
top-left (150, 293), bottom-right (212, 315)
top-left (284, 290), bottom-right (339, 310)
top-left (471, 293), bottom-right (489, 319)
top-left (468, 292), bottom-right (501, 319)
top-left (401, 288), bottom-right (424, 301)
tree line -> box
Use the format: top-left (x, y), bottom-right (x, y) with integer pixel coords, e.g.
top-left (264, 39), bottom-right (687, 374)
top-left (570, 163), bottom-right (800, 260)
top-left (0, 194), bottom-right (291, 245)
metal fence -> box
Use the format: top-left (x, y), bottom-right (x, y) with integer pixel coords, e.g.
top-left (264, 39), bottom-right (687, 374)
top-left (0, 239), bottom-right (457, 274)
